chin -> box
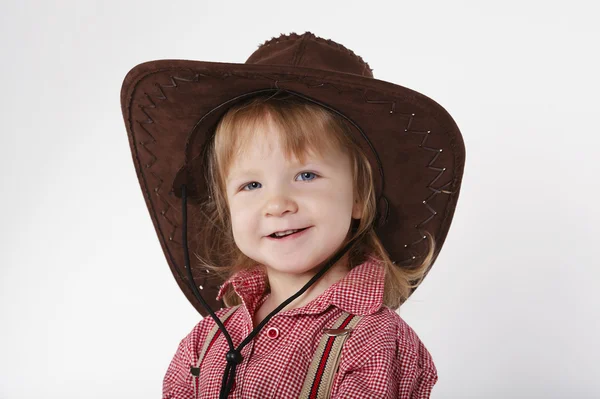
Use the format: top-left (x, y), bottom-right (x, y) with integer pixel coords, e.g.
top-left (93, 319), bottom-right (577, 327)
top-left (261, 254), bottom-right (325, 275)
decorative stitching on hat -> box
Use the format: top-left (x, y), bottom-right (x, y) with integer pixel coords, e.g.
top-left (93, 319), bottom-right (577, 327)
top-left (399, 113), bottom-right (453, 264)
top-left (161, 74), bottom-right (201, 88)
top-left (306, 81), bottom-right (344, 94)
top-left (152, 83), bottom-right (167, 100)
top-left (137, 98), bottom-right (158, 170)
top-left (149, 168), bottom-right (179, 243)
top-left (142, 92), bottom-right (157, 110)
top-left (365, 98), bottom-right (396, 114)
top-left (137, 96), bottom-right (158, 143)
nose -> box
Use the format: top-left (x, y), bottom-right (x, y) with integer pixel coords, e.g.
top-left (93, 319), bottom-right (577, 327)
top-left (263, 194), bottom-right (298, 217)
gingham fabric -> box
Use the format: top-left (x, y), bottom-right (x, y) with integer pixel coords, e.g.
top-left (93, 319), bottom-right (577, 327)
top-left (163, 258), bottom-right (438, 398)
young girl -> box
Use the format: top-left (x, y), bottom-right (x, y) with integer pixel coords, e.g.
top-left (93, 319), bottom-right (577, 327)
top-left (120, 32), bottom-right (465, 399)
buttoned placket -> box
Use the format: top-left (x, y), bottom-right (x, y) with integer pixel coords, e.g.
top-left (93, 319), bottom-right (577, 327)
top-left (233, 297), bottom-right (286, 397)
top-left (233, 341), bottom-right (254, 395)
top-left (227, 297), bottom-right (270, 397)
top-left (226, 321), bottom-right (256, 396)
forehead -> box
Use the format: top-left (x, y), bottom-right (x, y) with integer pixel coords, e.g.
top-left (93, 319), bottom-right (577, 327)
top-left (225, 114), bottom-right (345, 173)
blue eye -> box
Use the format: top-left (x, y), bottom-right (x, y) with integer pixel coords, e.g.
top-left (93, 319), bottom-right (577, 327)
top-left (242, 182), bottom-right (262, 191)
top-left (241, 173), bottom-right (317, 191)
top-left (297, 172), bottom-right (317, 181)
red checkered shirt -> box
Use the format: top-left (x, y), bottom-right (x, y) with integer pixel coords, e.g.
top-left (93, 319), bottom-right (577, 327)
top-left (163, 257), bottom-right (438, 398)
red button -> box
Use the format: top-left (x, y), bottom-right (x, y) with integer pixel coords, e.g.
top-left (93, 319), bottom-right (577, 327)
top-left (266, 327), bottom-right (280, 339)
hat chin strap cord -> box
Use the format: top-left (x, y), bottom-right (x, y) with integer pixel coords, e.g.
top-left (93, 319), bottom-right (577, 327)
top-left (180, 185), bottom-right (359, 398)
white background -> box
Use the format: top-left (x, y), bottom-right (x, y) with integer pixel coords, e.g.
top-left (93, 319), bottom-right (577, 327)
top-left (1, 0), bottom-right (599, 398)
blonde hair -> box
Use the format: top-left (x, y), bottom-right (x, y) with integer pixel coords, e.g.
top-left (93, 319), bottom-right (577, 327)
top-left (192, 92), bottom-right (435, 310)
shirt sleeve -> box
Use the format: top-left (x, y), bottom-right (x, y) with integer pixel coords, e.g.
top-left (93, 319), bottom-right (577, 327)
top-left (162, 325), bottom-right (202, 399)
top-left (332, 348), bottom-right (397, 398)
top-left (333, 323), bottom-right (438, 399)
top-left (396, 336), bottom-right (438, 399)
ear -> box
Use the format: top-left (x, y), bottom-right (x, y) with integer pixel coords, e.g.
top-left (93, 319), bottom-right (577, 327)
top-left (352, 199), bottom-right (363, 219)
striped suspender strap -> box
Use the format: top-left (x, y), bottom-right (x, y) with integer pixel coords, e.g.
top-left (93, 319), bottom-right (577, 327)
top-left (190, 305), bottom-right (241, 399)
top-left (299, 312), bottom-right (364, 399)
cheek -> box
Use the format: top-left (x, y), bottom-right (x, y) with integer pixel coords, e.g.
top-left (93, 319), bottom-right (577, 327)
top-left (228, 201), bottom-right (256, 240)
top-left (309, 190), bottom-right (354, 232)
top-left (321, 183), bottom-right (355, 215)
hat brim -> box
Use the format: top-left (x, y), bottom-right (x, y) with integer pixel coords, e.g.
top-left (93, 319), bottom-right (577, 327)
top-left (120, 59), bottom-right (465, 316)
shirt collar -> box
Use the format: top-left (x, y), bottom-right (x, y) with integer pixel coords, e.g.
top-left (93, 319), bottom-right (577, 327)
top-left (216, 256), bottom-right (386, 316)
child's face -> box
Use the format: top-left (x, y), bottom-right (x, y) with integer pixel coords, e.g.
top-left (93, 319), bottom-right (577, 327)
top-left (225, 117), bottom-right (362, 277)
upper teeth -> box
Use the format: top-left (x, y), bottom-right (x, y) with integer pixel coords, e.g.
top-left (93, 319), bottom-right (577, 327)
top-left (275, 229), bottom-right (299, 237)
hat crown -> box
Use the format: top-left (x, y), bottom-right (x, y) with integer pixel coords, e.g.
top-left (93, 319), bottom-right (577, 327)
top-left (245, 32), bottom-right (373, 78)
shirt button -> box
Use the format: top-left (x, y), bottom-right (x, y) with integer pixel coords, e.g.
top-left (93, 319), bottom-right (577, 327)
top-left (266, 327), bottom-right (280, 339)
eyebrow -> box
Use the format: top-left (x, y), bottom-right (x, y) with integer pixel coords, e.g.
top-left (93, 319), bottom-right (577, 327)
top-left (226, 169), bottom-right (262, 183)
top-left (226, 161), bottom-right (326, 183)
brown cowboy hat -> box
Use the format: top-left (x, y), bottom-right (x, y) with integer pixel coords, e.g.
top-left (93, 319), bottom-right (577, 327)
top-left (120, 32), bottom-right (466, 317)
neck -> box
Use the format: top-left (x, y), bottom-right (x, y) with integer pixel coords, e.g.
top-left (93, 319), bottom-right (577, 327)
top-left (264, 254), bottom-right (351, 312)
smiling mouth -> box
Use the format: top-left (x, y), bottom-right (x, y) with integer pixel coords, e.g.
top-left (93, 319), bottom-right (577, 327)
top-left (268, 227), bottom-right (309, 239)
